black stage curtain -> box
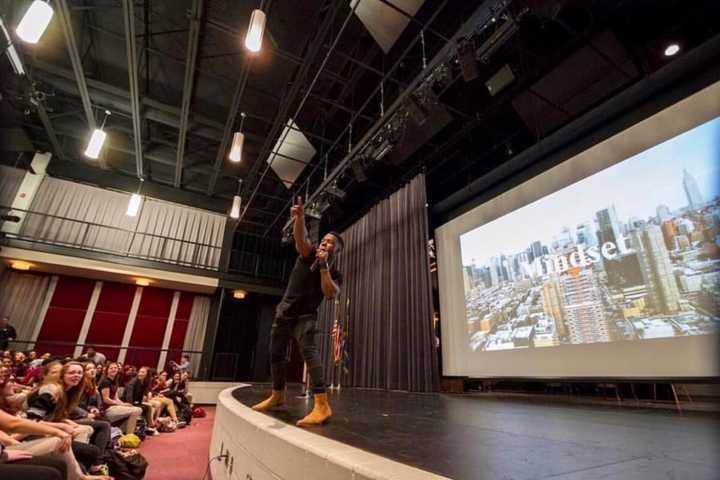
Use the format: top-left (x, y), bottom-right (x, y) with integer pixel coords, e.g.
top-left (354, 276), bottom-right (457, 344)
top-left (318, 174), bottom-right (439, 392)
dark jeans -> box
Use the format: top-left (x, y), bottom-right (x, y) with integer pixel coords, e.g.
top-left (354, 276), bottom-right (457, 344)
top-left (270, 314), bottom-right (326, 394)
top-left (0, 455), bottom-right (67, 480)
top-left (75, 417), bottom-right (111, 454)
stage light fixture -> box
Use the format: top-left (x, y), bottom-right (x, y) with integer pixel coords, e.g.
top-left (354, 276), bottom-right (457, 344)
top-left (135, 278), bottom-right (151, 287)
top-left (126, 177), bottom-right (144, 217)
top-left (229, 113), bottom-right (247, 163)
top-left (233, 289), bottom-right (247, 300)
top-left (326, 183), bottom-right (347, 202)
top-left (664, 43), bottom-right (680, 56)
top-left (16, 0), bottom-right (54, 44)
top-left (11, 260), bottom-right (31, 271)
top-left (351, 157), bottom-right (368, 182)
top-left (0, 19), bottom-right (24, 75)
top-left (245, 9), bottom-right (266, 53)
top-left (84, 110), bottom-right (111, 159)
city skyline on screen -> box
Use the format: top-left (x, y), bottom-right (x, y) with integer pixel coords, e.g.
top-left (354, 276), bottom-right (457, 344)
top-left (461, 117), bottom-right (720, 267)
top-left (459, 116), bottom-right (720, 353)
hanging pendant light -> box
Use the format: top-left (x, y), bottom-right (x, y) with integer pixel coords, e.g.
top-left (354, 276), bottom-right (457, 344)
top-left (229, 178), bottom-right (243, 219)
top-left (244, 9), bottom-right (266, 53)
top-left (84, 110), bottom-right (111, 159)
top-left (229, 112), bottom-right (247, 163)
top-left (126, 177), bottom-right (144, 217)
top-left (16, 0), bottom-right (54, 44)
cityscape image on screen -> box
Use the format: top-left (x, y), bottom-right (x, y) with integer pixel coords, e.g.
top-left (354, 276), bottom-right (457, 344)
top-left (461, 117), bottom-right (720, 352)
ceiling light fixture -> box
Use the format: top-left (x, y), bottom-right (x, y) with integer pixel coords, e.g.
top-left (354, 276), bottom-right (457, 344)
top-left (10, 261), bottom-right (32, 271)
top-left (230, 178), bottom-right (243, 219)
top-left (84, 110), bottom-right (111, 159)
top-left (664, 43), bottom-right (680, 57)
top-left (0, 19), bottom-right (24, 75)
top-left (126, 177), bottom-right (144, 217)
top-left (244, 8), bottom-right (266, 53)
top-left (233, 289), bottom-right (247, 300)
top-left (16, 0), bottom-right (54, 44)
top-left (229, 112), bottom-right (247, 163)
top-left (135, 278), bottom-right (151, 287)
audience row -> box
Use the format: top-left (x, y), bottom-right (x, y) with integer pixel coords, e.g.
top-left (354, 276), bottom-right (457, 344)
top-left (0, 347), bottom-right (196, 480)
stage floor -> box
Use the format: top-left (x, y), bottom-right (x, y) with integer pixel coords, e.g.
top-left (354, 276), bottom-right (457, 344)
top-left (232, 384), bottom-right (719, 480)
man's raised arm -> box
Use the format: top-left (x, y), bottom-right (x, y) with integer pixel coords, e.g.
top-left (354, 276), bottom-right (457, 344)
top-left (291, 196), bottom-right (312, 258)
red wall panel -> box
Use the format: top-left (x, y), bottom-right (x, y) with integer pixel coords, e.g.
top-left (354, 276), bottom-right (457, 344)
top-left (84, 283), bottom-right (136, 361)
top-left (176, 293), bottom-right (194, 320)
top-left (126, 287), bottom-right (174, 368)
top-left (35, 276), bottom-right (95, 356)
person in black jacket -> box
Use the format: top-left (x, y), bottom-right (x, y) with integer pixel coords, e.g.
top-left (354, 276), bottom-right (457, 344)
top-left (0, 317), bottom-right (16, 351)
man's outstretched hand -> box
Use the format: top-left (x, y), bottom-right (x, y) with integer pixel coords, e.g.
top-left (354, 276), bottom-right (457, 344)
top-left (291, 196), bottom-right (304, 220)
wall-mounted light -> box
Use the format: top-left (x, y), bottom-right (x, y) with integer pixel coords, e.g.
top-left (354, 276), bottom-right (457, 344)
top-left (84, 110), bottom-right (111, 159)
top-left (244, 9), bottom-right (266, 53)
top-left (233, 289), bottom-right (247, 300)
top-left (16, 0), bottom-right (54, 44)
top-left (135, 278), bottom-right (151, 287)
top-left (229, 112), bottom-right (247, 163)
top-left (10, 261), bottom-right (32, 271)
top-left (126, 177), bottom-right (144, 217)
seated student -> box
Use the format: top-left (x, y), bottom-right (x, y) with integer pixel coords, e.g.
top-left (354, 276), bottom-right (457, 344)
top-left (24, 361), bottom-right (106, 475)
top-left (0, 364), bottom-right (28, 414)
top-left (93, 364), bottom-right (104, 385)
top-left (0, 407), bottom-right (109, 480)
top-left (79, 348), bottom-right (105, 367)
top-left (121, 366), bottom-right (158, 434)
top-left (147, 371), bottom-right (179, 428)
top-left (66, 363), bottom-right (111, 457)
top-left (98, 362), bottom-right (142, 435)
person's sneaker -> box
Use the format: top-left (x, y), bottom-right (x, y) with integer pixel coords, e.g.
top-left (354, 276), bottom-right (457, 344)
top-left (146, 427), bottom-right (160, 436)
top-left (176, 421), bottom-right (187, 428)
top-left (90, 464), bottom-right (110, 476)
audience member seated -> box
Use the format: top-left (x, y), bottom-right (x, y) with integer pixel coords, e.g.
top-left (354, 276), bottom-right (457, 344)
top-left (78, 348), bottom-right (106, 367)
top-left (144, 370), bottom-right (179, 429)
top-left (98, 362), bottom-right (142, 435)
top-left (66, 363), bottom-right (111, 459)
top-left (25, 361), bottom-right (107, 476)
top-left (122, 366), bottom-right (159, 435)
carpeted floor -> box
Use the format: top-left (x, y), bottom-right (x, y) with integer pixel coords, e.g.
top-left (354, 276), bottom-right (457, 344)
top-left (140, 407), bottom-right (215, 480)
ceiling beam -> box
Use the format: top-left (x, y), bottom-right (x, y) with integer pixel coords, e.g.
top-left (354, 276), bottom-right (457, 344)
top-left (175, 0), bottom-right (204, 187)
top-left (56, 0), bottom-right (105, 168)
top-left (122, 0), bottom-right (144, 178)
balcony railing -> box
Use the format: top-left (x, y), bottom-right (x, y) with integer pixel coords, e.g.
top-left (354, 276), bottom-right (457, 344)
top-left (1, 206), bottom-right (222, 271)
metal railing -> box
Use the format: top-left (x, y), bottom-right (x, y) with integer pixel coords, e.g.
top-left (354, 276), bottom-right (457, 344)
top-left (1, 206), bottom-right (222, 271)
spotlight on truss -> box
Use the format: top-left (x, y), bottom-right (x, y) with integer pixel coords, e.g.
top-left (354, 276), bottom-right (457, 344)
top-left (326, 183), bottom-right (347, 202)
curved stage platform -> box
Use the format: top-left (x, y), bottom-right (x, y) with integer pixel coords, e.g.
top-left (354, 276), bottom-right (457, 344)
top-left (211, 384), bottom-right (719, 480)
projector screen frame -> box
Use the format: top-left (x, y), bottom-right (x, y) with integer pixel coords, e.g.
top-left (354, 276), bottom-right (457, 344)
top-left (435, 69), bottom-right (720, 381)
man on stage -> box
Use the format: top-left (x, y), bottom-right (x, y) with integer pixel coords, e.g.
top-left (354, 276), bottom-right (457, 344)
top-left (252, 196), bottom-right (343, 427)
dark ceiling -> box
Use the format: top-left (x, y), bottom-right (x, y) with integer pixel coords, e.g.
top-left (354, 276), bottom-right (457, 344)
top-left (1, 0), bottom-right (719, 238)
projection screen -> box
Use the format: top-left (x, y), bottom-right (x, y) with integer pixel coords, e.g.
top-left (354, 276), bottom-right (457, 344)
top-left (436, 80), bottom-right (720, 378)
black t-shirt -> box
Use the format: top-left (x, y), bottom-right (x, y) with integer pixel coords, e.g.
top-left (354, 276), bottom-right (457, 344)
top-left (98, 377), bottom-right (118, 404)
top-left (276, 249), bottom-right (342, 318)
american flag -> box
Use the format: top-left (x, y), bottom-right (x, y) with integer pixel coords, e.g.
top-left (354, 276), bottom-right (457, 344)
top-left (331, 317), bottom-right (344, 365)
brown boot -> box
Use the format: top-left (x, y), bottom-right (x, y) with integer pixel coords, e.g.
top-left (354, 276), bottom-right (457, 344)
top-left (296, 393), bottom-right (332, 427)
top-left (251, 390), bottom-right (284, 412)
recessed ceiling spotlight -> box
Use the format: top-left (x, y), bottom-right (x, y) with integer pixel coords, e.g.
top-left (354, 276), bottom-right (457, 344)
top-left (664, 43), bottom-right (680, 57)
